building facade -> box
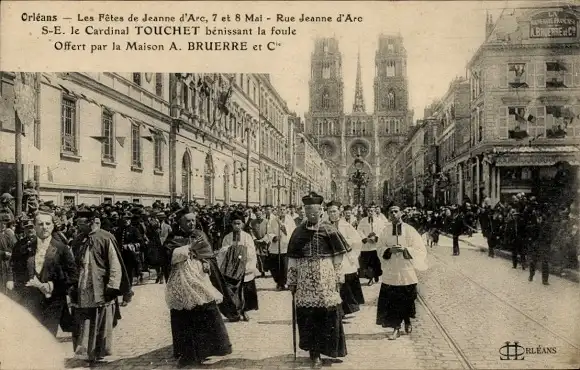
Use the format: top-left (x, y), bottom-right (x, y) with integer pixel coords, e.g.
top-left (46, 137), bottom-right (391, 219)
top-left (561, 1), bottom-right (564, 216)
top-left (1, 72), bottom-right (173, 207)
top-left (1, 72), bottom-right (327, 207)
top-left (304, 35), bottom-right (413, 206)
top-left (467, 3), bottom-right (580, 205)
top-left (427, 77), bottom-right (471, 205)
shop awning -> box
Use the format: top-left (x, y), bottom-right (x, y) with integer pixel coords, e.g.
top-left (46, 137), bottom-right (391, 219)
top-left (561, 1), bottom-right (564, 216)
top-left (492, 145), bottom-right (580, 166)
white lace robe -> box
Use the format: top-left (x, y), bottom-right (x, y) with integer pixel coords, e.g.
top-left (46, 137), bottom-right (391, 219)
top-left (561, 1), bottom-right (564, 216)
top-left (165, 246), bottom-right (223, 310)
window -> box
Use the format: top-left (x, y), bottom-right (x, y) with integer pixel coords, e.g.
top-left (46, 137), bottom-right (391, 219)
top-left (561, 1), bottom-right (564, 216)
top-left (321, 89), bottom-right (330, 109)
top-left (155, 74), bottom-right (163, 97)
top-left (61, 96), bottom-right (78, 155)
top-left (33, 113), bottom-right (40, 149)
top-left (499, 106), bottom-right (541, 139)
top-left (508, 63), bottom-right (528, 88)
top-left (322, 62), bottom-right (331, 79)
top-left (546, 62), bottom-right (571, 88)
top-left (253, 84), bottom-right (256, 102)
top-left (154, 135), bottom-right (163, 171)
top-left (388, 43), bottom-right (394, 52)
top-left (132, 73), bottom-right (141, 85)
top-left (386, 90), bottom-right (396, 110)
top-left (182, 82), bottom-right (189, 110)
top-left (240, 165), bottom-right (245, 189)
top-left (386, 61), bottom-right (395, 77)
top-left (103, 197), bottom-right (113, 204)
top-left (471, 70), bottom-right (482, 100)
top-left (133, 198), bottom-right (140, 204)
top-left (477, 108), bottom-right (484, 142)
top-left (102, 109), bottom-right (114, 162)
top-left (233, 162), bottom-right (238, 187)
top-left (253, 168), bottom-right (257, 191)
top-left (63, 196), bottom-right (75, 208)
top-left (323, 41), bottom-right (328, 53)
top-left (131, 123), bottom-right (142, 167)
top-left (546, 106), bottom-right (567, 138)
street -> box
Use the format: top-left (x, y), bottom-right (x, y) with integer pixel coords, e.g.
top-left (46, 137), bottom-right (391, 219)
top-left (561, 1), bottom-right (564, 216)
top-left (59, 236), bottom-right (580, 369)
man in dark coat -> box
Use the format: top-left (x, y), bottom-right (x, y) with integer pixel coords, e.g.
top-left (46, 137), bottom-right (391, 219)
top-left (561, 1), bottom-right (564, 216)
top-left (7, 210), bottom-right (78, 336)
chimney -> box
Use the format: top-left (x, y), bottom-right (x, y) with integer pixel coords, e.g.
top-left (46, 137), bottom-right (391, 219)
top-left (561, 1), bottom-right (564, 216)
top-left (485, 12), bottom-right (494, 39)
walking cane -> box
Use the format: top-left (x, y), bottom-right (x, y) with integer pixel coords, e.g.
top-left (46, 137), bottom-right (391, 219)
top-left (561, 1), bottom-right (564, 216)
top-left (278, 217), bottom-right (282, 281)
top-left (292, 290), bottom-right (297, 361)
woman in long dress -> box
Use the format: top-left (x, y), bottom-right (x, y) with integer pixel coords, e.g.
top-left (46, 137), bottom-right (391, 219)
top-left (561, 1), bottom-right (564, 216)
top-left (165, 208), bottom-right (232, 367)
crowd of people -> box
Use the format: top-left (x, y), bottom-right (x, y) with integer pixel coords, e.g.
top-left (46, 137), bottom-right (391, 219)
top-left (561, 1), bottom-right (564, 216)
top-left (0, 187), bottom-right (577, 368)
top-left (399, 193), bottom-right (579, 285)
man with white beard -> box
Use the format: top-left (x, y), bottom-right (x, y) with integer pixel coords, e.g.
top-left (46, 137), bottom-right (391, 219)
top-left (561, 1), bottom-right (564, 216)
top-left (326, 201), bottom-right (365, 316)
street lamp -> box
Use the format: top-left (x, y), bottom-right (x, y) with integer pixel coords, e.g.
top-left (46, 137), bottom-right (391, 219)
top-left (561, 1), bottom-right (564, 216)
top-left (349, 154), bottom-right (369, 206)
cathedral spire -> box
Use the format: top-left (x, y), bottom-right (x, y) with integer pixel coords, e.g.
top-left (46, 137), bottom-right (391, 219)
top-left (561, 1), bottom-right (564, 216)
top-left (352, 48), bottom-right (366, 113)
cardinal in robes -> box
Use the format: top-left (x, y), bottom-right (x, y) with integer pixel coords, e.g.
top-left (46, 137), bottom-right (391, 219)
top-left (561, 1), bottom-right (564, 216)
top-left (287, 192), bottom-right (351, 367)
top-left (217, 210), bottom-right (259, 321)
top-left (356, 205), bottom-right (386, 286)
top-left (376, 205), bottom-right (428, 340)
top-left (164, 207), bottom-right (232, 367)
top-left (326, 201), bottom-right (365, 316)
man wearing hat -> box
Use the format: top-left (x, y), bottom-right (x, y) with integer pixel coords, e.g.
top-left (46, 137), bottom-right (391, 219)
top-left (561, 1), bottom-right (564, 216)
top-left (114, 211), bottom-right (144, 304)
top-left (287, 192), bottom-right (351, 367)
top-left (6, 208), bottom-right (78, 336)
top-left (69, 208), bottom-right (130, 363)
top-left (0, 193), bottom-right (15, 219)
top-left (375, 205), bottom-right (428, 340)
top-left (0, 212), bottom-right (16, 295)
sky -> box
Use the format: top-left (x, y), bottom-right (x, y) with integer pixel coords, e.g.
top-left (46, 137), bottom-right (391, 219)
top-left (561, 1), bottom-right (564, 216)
top-left (264, 1), bottom-right (533, 121)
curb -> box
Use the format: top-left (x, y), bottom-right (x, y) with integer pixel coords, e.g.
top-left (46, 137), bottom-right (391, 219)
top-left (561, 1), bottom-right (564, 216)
top-left (444, 233), bottom-right (580, 284)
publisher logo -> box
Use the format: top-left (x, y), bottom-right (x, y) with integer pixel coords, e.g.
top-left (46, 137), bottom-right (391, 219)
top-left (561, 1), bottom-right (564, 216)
top-left (499, 341), bottom-right (557, 360)
top-left (499, 341), bottom-right (525, 360)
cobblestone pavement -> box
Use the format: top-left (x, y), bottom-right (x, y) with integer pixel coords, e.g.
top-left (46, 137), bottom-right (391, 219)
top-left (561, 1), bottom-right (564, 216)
top-left (420, 236), bottom-right (580, 369)
top-left (56, 236), bottom-right (580, 369)
top-left (59, 275), bottom-right (464, 369)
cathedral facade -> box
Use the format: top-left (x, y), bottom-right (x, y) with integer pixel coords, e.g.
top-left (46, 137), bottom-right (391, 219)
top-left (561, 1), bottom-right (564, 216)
top-left (304, 35), bottom-right (413, 205)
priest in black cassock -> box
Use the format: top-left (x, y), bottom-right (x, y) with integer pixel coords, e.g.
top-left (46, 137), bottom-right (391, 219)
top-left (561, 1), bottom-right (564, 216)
top-left (376, 205), bottom-right (428, 340)
top-left (287, 192), bottom-right (351, 368)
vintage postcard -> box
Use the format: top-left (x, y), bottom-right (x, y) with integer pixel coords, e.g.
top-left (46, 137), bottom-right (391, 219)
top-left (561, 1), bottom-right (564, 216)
top-left (0, 1), bottom-right (578, 369)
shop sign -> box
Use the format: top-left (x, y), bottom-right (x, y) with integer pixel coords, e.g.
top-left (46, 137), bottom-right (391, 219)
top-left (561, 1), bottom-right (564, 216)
top-left (530, 11), bottom-right (577, 38)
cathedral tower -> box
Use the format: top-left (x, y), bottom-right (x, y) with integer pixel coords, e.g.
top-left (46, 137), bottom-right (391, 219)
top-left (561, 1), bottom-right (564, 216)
top-left (373, 34), bottom-right (413, 205)
top-left (305, 37), bottom-right (345, 202)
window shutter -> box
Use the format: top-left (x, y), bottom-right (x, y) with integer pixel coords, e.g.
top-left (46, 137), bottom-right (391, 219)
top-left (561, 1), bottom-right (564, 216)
top-left (573, 105), bottom-right (580, 137)
top-left (522, 63), bottom-right (529, 85)
top-left (499, 64), bottom-right (508, 88)
top-left (535, 62), bottom-right (546, 88)
top-left (498, 106), bottom-right (508, 139)
top-left (564, 62), bottom-right (573, 87)
top-left (529, 61), bottom-right (536, 88)
top-left (574, 62), bottom-right (580, 87)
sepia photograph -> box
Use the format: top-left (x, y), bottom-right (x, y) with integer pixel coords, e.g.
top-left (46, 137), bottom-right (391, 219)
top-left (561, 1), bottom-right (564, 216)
top-left (0, 1), bottom-right (579, 369)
